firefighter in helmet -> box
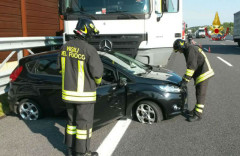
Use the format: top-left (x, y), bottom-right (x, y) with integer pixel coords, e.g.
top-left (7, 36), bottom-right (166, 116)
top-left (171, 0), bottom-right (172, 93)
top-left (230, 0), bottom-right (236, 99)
top-left (59, 18), bottom-right (103, 156)
top-left (173, 39), bottom-right (214, 122)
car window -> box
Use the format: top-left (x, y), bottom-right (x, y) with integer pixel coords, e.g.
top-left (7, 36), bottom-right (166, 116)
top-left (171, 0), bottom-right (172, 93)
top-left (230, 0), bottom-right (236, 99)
top-left (101, 67), bottom-right (117, 85)
top-left (26, 61), bottom-right (36, 72)
top-left (34, 58), bottom-right (60, 76)
top-left (118, 72), bottom-right (131, 82)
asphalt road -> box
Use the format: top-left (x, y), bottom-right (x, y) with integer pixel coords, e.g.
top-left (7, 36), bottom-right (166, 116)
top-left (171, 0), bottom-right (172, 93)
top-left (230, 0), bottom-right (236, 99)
top-left (1, 38), bottom-right (240, 156)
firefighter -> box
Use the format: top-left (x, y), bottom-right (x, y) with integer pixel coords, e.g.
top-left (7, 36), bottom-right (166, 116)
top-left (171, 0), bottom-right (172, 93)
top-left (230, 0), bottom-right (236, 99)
top-left (59, 18), bottom-right (103, 156)
top-left (173, 39), bottom-right (214, 122)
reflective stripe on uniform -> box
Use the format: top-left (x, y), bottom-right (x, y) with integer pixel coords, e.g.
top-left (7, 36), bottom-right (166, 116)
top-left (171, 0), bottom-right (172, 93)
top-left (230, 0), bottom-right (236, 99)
top-left (61, 58), bottom-right (96, 102)
top-left (67, 125), bottom-right (76, 130)
top-left (195, 108), bottom-right (203, 113)
top-left (196, 70), bottom-right (214, 85)
top-left (62, 95), bottom-right (96, 102)
top-left (94, 77), bottom-right (102, 85)
top-left (67, 125), bottom-right (76, 135)
top-left (196, 104), bottom-right (204, 108)
top-left (77, 60), bottom-right (84, 93)
top-left (196, 48), bottom-right (214, 85)
top-left (76, 134), bottom-right (87, 139)
top-left (183, 77), bottom-right (190, 82)
top-left (62, 90), bottom-right (96, 97)
top-left (77, 129), bottom-right (87, 135)
top-left (67, 130), bottom-right (77, 135)
top-left (61, 57), bottom-right (66, 91)
top-left (186, 69), bottom-right (195, 77)
top-left (89, 128), bottom-right (92, 138)
top-left (76, 129), bottom-right (92, 140)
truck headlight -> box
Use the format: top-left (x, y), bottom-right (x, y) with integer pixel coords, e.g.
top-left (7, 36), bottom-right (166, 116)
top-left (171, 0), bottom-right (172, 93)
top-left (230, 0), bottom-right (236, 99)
top-left (154, 85), bottom-right (181, 93)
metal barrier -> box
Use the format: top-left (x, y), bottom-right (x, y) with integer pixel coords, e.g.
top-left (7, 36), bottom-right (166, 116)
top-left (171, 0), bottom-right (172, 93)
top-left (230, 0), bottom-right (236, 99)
top-left (0, 36), bottom-right (63, 95)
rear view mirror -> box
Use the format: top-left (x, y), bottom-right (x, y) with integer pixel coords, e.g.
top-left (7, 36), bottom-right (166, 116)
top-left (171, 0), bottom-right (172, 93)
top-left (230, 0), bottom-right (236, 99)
top-left (119, 77), bottom-right (127, 87)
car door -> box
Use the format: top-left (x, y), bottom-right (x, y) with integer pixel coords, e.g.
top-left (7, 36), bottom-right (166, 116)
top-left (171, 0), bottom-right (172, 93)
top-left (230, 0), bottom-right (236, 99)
top-left (94, 65), bottom-right (126, 126)
top-left (31, 57), bottom-right (64, 115)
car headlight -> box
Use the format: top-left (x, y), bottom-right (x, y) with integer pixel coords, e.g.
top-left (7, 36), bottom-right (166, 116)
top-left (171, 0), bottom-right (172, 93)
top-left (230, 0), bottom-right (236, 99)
top-left (154, 84), bottom-right (181, 93)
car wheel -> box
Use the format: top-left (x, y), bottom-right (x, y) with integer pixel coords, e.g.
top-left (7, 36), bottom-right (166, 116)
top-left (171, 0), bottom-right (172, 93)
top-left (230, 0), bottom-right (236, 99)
top-left (135, 101), bottom-right (163, 124)
top-left (18, 99), bottom-right (42, 120)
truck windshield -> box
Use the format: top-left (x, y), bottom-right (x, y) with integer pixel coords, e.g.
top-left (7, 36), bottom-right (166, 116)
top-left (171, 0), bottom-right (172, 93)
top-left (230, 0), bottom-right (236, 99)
top-left (64, 0), bottom-right (150, 15)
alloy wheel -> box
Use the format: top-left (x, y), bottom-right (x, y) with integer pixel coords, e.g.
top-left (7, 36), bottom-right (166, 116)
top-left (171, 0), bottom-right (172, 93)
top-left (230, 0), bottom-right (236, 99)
top-left (136, 103), bottom-right (156, 124)
top-left (19, 102), bottom-right (39, 120)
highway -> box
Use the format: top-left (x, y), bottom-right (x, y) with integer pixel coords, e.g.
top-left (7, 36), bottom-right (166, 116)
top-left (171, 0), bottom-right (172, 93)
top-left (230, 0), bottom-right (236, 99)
top-left (0, 38), bottom-right (240, 156)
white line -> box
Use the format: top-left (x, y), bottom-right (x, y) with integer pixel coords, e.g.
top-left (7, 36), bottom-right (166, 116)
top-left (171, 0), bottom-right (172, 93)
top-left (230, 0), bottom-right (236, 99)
top-left (217, 57), bottom-right (233, 67)
top-left (203, 48), bottom-right (209, 52)
top-left (220, 43), bottom-right (226, 45)
top-left (97, 119), bottom-right (132, 156)
top-left (226, 40), bottom-right (234, 42)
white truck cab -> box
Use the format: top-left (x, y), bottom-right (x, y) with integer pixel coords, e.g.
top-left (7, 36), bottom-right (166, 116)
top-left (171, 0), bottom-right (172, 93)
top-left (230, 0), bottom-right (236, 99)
top-left (59, 0), bottom-right (183, 66)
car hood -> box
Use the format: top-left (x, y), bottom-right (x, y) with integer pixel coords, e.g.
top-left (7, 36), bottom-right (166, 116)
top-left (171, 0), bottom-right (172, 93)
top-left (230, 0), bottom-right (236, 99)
top-left (136, 66), bottom-right (182, 85)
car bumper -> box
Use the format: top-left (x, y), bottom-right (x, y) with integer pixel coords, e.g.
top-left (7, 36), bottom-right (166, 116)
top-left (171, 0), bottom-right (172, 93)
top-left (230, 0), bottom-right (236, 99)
top-left (159, 90), bottom-right (188, 119)
top-left (7, 86), bottom-right (19, 114)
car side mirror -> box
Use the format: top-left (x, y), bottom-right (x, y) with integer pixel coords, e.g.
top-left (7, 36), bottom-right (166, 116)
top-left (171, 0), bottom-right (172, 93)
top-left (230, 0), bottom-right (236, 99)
top-left (119, 77), bottom-right (127, 87)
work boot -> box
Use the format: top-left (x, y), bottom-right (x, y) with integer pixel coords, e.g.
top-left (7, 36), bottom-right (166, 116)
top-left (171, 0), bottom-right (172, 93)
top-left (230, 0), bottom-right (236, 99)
top-left (75, 151), bottom-right (98, 156)
top-left (182, 109), bottom-right (194, 117)
top-left (186, 109), bottom-right (194, 117)
top-left (67, 147), bottom-right (74, 156)
top-left (188, 111), bottom-right (202, 122)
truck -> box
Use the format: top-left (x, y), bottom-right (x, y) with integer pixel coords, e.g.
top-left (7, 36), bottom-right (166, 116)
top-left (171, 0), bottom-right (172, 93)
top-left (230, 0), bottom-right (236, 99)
top-left (234, 11), bottom-right (240, 47)
top-left (195, 27), bottom-right (205, 38)
top-left (59, 0), bottom-right (183, 66)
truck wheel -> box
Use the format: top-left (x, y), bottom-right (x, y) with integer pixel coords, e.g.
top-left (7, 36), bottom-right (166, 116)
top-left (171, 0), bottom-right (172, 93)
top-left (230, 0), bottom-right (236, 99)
top-left (134, 100), bottom-right (163, 124)
top-left (18, 99), bottom-right (42, 120)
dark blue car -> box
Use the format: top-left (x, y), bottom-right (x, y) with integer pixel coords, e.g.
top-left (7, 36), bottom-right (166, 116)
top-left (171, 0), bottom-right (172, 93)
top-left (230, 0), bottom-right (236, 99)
top-left (8, 50), bottom-right (187, 125)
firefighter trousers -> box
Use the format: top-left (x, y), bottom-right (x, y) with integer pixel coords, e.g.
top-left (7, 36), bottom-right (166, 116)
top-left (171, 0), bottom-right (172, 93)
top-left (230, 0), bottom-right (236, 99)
top-left (194, 79), bottom-right (209, 114)
top-left (64, 103), bottom-right (94, 153)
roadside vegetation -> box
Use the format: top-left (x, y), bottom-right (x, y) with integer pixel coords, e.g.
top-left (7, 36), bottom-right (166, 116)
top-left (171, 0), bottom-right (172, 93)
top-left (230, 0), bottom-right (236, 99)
top-left (0, 93), bottom-right (10, 117)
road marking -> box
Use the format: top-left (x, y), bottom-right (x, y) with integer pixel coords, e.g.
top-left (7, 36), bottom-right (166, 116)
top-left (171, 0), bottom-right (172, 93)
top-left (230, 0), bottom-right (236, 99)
top-left (226, 40), bottom-right (234, 42)
top-left (97, 119), bottom-right (132, 156)
top-left (203, 48), bottom-right (209, 52)
top-left (217, 57), bottom-right (233, 67)
top-left (220, 43), bottom-right (226, 45)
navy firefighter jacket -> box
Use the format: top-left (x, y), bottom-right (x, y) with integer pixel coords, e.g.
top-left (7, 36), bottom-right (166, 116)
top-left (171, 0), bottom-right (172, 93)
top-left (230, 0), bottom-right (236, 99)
top-left (59, 39), bottom-right (103, 104)
top-left (182, 44), bottom-right (214, 85)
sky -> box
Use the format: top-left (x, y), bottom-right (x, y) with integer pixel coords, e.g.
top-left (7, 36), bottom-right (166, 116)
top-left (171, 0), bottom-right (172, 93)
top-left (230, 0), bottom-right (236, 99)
top-left (183, 0), bottom-right (240, 27)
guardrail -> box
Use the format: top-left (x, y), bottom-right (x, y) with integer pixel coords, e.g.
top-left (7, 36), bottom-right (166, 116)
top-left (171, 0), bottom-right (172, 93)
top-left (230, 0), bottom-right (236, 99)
top-left (0, 36), bottom-right (63, 95)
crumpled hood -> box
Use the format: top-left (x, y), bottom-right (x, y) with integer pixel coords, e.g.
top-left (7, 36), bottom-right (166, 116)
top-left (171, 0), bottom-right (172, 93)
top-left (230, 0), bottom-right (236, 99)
top-left (139, 67), bottom-right (182, 85)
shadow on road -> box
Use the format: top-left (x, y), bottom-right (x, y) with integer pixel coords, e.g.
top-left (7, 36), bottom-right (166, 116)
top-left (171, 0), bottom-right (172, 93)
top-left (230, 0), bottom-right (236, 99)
top-left (22, 116), bottom-right (67, 155)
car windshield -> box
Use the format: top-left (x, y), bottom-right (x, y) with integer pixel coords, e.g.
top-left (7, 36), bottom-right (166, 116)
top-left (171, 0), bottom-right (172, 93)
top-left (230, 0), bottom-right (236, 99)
top-left (64, 0), bottom-right (150, 14)
top-left (99, 51), bottom-right (150, 75)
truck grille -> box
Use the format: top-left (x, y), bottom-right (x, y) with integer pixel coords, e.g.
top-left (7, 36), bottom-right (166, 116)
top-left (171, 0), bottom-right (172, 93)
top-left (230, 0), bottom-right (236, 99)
top-left (65, 34), bottom-right (147, 57)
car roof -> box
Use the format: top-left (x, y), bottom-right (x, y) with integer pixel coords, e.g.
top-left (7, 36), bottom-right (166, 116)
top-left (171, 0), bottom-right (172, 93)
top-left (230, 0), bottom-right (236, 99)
top-left (21, 50), bottom-right (118, 62)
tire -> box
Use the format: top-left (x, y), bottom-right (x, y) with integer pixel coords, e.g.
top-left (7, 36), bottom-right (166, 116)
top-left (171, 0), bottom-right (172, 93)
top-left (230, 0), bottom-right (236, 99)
top-left (134, 100), bottom-right (163, 124)
top-left (18, 99), bottom-right (42, 120)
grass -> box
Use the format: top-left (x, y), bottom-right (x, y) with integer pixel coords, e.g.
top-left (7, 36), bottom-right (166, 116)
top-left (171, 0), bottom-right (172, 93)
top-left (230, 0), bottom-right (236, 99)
top-left (0, 93), bottom-right (10, 117)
